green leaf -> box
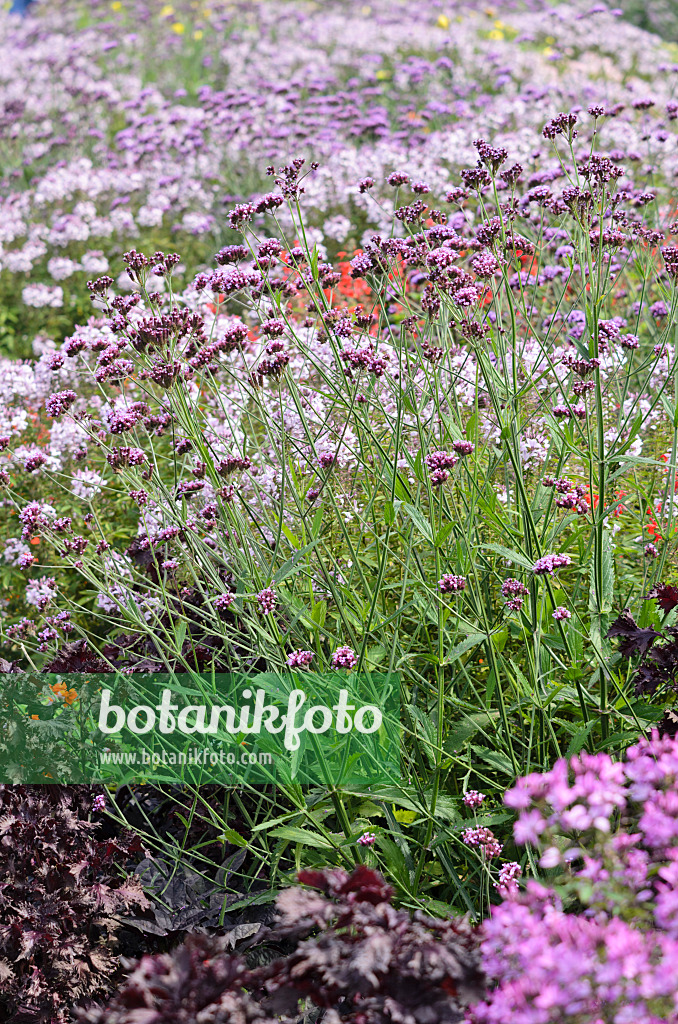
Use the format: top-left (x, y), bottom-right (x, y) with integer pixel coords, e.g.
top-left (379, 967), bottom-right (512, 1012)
top-left (444, 632), bottom-right (487, 664)
top-left (434, 521), bottom-right (455, 548)
top-left (310, 601), bottom-right (327, 627)
top-left (280, 523), bottom-right (301, 548)
top-left (342, 785), bottom-right (460, 822)
top-left (220, 889), bottom-right (279, 914)
top-left (491, 628), bottom-right (508, 653)
top-left (310, 505), bottom-right (324, 538)
top-left (402, 503), bottom-right (433, 544)
top-left (444, 713), bottom-right (493, 753)
top-left (174, 620), bottom-right (187, 649)
top-left (482, 543), bottom-right (533, 570)
top-left (660, 393), bottom-right (678, 428)
top-left (269, 826), bottom-right (335, 849)
top-left (474, 747), bottom-right (516, 778)
top-left (565, 720), bottom-right (596, 758)
top-left (273, 539), bottom-right (320, 584)
top-left (218, 828), bottom-right (249, 848)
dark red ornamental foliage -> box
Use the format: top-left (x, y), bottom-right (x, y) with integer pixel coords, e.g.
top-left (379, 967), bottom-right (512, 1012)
top-left (79, 933), bottom-right (273, 1024)
top-left (0, 785), bottom-right (149, 1023)
top-left (82, 867), bottom-right (483, 1024)
top-left (607, 582), bottom-right (678, 694)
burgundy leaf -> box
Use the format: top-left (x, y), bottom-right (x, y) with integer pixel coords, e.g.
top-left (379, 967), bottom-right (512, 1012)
top-left (645, 583), bottom-right (678, 613)
top-left (606, 609), bottom-right (661, 658)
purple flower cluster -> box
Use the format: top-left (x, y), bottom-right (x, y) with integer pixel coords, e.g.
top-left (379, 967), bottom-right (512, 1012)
top-left (45, 390), bottom-right (78, 418)
top-left (287, 649), bottom-right (314, 669)
top-left (106, 447), bottom-right (148, 470)
top-left (462, 826), bottom-right (503, 859)
top-left (438, 574), bottom-right (467, 594)
top-left (501, 577), bottom-right (529, 613)
top-left (256, 587), bottom-right (276, 615)
top-left (532, 553), bottom-right (572, 576)
top-left (331, 646), bottom-right (358, 670)
top-left (470, 886), bottom-right (678, 1024)
top-left (214, 593), bottom-right (235, 615)
top-left (543, 476), bottom-right (589, 517)
top-left (18, 501), bottom-right (53, 541)
top-left (424, 450), bottom-right (458, 486)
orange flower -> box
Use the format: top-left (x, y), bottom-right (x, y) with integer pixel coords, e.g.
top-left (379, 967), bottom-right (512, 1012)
top-left (50, 681), bottom-right (78, 706)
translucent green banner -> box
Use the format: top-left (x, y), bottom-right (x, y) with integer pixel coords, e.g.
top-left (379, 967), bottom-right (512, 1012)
top-left (0, 671), bottom-right (401, 785)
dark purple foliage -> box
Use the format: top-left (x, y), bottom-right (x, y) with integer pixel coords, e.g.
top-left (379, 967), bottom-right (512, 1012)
top-left (606, 590), bottom-right (678, 693)
top-left (82, 867), bottom-right (483, 1024)
top-left (0, 785), bottom-right (148, 1023)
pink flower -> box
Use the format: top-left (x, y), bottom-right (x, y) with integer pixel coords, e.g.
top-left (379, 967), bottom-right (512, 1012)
top-left (514, 810), bottom-right (547, 845)
top-left (287, 649), bottom-right (314, 669)
top-left (438, 574), bottom-right (466, 593)
top-left (331, 645), bottom-right (358, 670)
top-left (532, 553), bottom-right (572, 576)
top-left (256, 587), bottom-right (276, 615)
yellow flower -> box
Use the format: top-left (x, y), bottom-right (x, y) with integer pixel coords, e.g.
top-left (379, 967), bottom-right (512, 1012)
top-left (160, 4), bottom-right (174, 15)
top-left (393, 808), bottom-right (417, 825)
top-left (543, 45), bottom-right (554, 56)
top-left (171, 21), bottom-right (185, 33)
top-left (375, 69), bottom-right (391, 80)
top-left (361, 4), bottom-right (371, 13)
top-left (493, 19), bottom-right (504, 28)
top-left (437, 13), bottom-right (450, 28)
top-left (488, 29), bottom-right (504, 40)
top-left (545, 35), bottom-right (555, 43)
top-left (110, 1), bottom-right (122, 9)
top-left (193, 28), bottom-right (204, 39)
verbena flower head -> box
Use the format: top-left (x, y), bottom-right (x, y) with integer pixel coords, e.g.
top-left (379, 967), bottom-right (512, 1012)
top-left (331, 645), bottom-right (358, 670)
top-left (532, 553), bottom-right (572, 576)
top-left (438, 574), bottom-right (467, 593)
top-left (45, 390), bottom-right (78, 418)
top-left (256, 587), bottom-right (276, 615)
top-left (287, 649), bottom-right (314, 669)
top-left (214, 593), bottom-right (234, 615)
top-left (462, 826), bottom-right (503, 858)
top-left (501, 578), bottom-right (528, 598)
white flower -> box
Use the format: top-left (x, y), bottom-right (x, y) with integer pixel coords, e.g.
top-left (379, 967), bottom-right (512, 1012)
top-left (3, 537), bottom-right (32, 566)
top-left (71, 469), bottom-right (105, 499)
top-left (47, 257), bottom-right (80, 281)
top-left (22, 284), bottom-right (64, 308)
